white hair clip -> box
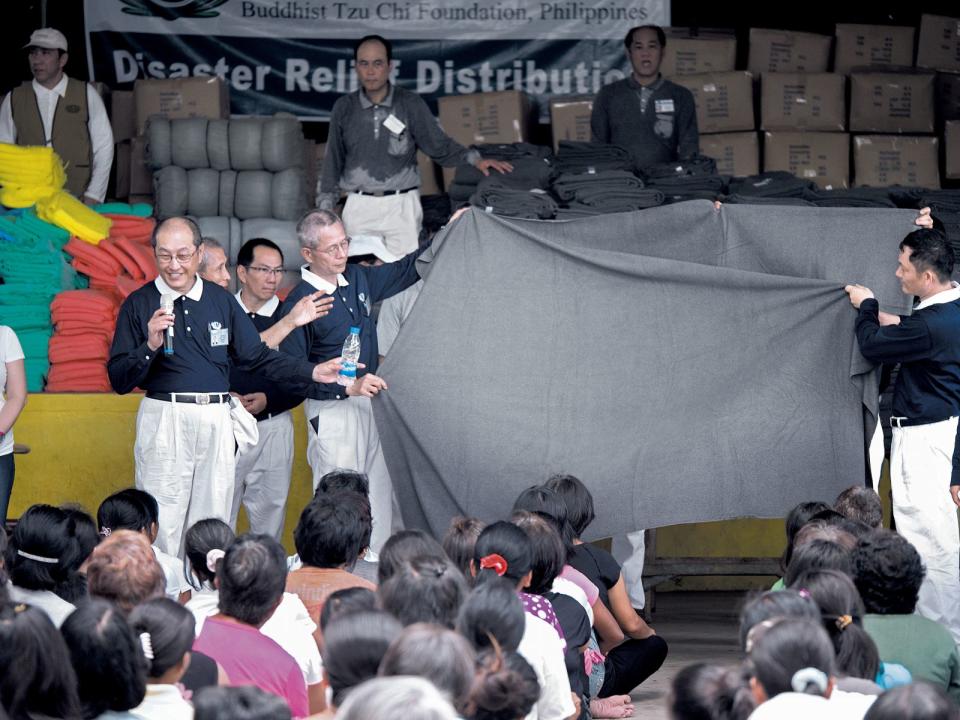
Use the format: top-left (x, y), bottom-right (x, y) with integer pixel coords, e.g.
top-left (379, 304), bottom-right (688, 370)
top-left (99, 527), bottom-right (112, 537)
top-left (791, 667), bottom-right (828, 694)
top-left (206, 548), bottom-right (226, 573)
top-left (16, 549), bottom-right (59, 564)
top-left (140, 632), bottom-right (154, 661)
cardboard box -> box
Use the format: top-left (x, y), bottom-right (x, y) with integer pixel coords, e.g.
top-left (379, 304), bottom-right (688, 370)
top-left (113, 141), bottom-right (131, 200)
top-left (834, 24), bottom-right (916, 75)
top-left (134, 77), bottom-right (230, 135)
top-left (761, 73), bottom-right (845, 131)
top-left (936, 71), bottom-right (960, 123)
top-left (853, 135), bottom-right (940, 188)
top-left (764, 131), bottom-right (849, 189)
top-left (699, 132), bottom-right (759, 177)
top-left (947, 121), bottom-right (960, 179)
top-left (673, 72), bottom-right (755, 133)
top-left (418, 151), bottom-right (441, 196)
top-left (748, 29), bottom-right (832, 74)
top-left (849, 72), bottom-right (935, 133)
top-left (549, 96), bottom-right (593, 150)
top-left (129, 136), bottom-right (153, 196)
top-left (438, 90), bottom-right (531, 187)
top-left (111, 91), bottom-right (135, 144)
top-left (917, 14), bottom-right (960, 72)
top-left (661, 36), bottom-right (737, 76)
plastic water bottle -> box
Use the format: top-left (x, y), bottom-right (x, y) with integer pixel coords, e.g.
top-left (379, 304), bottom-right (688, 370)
top-left (338, 326), bottom-right (361, 387)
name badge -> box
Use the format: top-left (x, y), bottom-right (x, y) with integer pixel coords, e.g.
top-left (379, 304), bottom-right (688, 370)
top-left (383, 113), bottom-right (406, 135)
top-left (654, 99), bottom-right (675, 114)
top-left (209, 321), bottom-right (229, 347)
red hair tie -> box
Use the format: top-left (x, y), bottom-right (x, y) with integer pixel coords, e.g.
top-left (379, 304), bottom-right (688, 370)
top-left (479, 553), bottom-right (508, 576)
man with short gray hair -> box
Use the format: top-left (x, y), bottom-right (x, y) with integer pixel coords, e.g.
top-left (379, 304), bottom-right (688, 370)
top-left (198, 236), bottom-right (231, 289)
top-left (279, 208), bottom-right (426, 553)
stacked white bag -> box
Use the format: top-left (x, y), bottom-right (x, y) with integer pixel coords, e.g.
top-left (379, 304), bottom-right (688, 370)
top-left (148, 115), bottom-right (308, 221)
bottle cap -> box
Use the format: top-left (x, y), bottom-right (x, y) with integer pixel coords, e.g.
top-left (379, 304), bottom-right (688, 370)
top-left (349, 326), bottom-right (360, 333)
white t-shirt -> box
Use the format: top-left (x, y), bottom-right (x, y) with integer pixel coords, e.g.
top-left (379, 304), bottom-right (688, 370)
top-left (152, 546), bottom-right (191, 600)
top-left (0, 326), bottom-right (25, 456)
top-left (518, 612), bottom-right (576, 720)
top-left (748, 690), bottom-right (875, 720)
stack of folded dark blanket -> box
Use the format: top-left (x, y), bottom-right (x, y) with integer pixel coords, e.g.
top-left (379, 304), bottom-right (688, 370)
top-left (554, 141), bottom-right (633, 174)
top-left (725, 195), bottom-right (816, 206)
top-left (449, 143), bottom-right (554, 204)
top-left (641, 156), bottom-right (726, 203)
top-left (470, 176), bottom-right (558, 219)
top-left (726, 172), bottom-right (815, 200)
top-left (920, 190), bottom-right (960, 264)
top-left (801, 187), bottom-right (897, 208)
top-left (552, 170), bottom-right (664, 216)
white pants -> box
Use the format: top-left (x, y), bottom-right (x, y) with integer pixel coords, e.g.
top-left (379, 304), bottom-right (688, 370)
top-left (890, 418), bottom-right (960, 643)
top-left (134, 397), bottom-right (236, 556)
top-left (230, 411), bottom-right (294, 540)
top-left (613, 530), bottom-right (646, 610)
top-left (343, 190), bottom-right (422, 257)
top-left (304, 396), bottom-right (395, 553)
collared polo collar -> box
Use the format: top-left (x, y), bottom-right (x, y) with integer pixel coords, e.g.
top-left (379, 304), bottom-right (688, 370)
top-left (33, 73), bottom-right (68, 98)
top-left (916, 282), bottom-right (960, 310)
top-left (235, 291), bottom-right (279, 318)
top-left (358, 83), bottom-right (395, 109)
top-left (154, 274), bottom-right (203, 301)
top-left (300, 264), bottom-right (349, 294)
top-left (628, 74), bottom-right (664, 93)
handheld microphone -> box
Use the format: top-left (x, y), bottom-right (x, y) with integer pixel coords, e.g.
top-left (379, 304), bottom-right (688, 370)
top-left (160, 294), bottom-right (175, 356)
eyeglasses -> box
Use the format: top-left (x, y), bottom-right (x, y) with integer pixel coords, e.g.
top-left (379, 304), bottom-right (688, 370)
top-left (245, 265), bottom-right (285, 277)
top-left (156, 247), bottom-right (198, 265)
top-left (313, 238), bottom-right (352, 257)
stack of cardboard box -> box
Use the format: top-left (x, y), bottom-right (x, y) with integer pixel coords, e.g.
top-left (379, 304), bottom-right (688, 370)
top-left (111, 77), bottom-right (230, 204)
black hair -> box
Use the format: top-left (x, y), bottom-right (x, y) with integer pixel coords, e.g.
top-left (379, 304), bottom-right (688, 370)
top-left (668, 663), bottom-right (756, 720)
top-left (900, 228), bottom-right (955, 283)
top-left (784, 539), bottom-right (853, 587)
top-left (237, 237), bottom-right (284, 267)
top-left (118, 488), bottom-right (160, 525)
top-left (747, 618), bottom-right (836, 699)
top-left (185, 518), bottom-right (235, 590)
top-left (60, 504), bottom-right (100, 565)
top-left (791, 569), bottom-right (879, 680)
top-left (738, 589), bottom-right (820, 651)
top-left (319, 586), bottom-right (378, 632)
top-left (193, 686), bottom-right (292, 720)
top-left (442, 516), bottom-right (486, 582)
top-left (380, 623), bottom-right (477, 713)
top-left (321, 609), bottom-right (403, 706)
top-left (97, 489), bottom-right (152, 535)
top-left (543, 473), bottom-right (595, 538)
top-left (780, 501), bottom-right (832, 572)
top-left (128, 598), bottom-right (196, 679)
top-left (377, 529), bottom-right (447, 585)
top-left (473, 521), bottom-right (532, 586)
top-left (379, 556), bottom-right (468, 628)
top-left (0, 602), bottom-right (82, 720)
top-left (511, 485), bottom-right (576, 559)
top-left (850, 529), bottom-right (924, 615)
top-left (347, 253), bottom-right (379, 266)
top-left (151, 216), bottom-right (202, 249)
top-left (218, 533), bottom-right (287, 626)
top-left (354, 34), bottom-right (392, 61)
top-left (6, 503), bottom-right (82, 592)
top-left (456, 576), bottom-right (526, 653)
top-left (510, 511), bottom-right (565, 594)
top-left (294, 490), bottom-right (371, 569)
top-left (61, 599), bottom-right (147, 719)
top-left (316, 469), bottom-right (370, 498)
top-left (469, 649), bottom-right (540, 720)
top-left (863, 681), bottom-right (960, 720)
top-left (624, 25), bottom-right (667, 49)
top-left (834, 486), bottom-right (883, 529)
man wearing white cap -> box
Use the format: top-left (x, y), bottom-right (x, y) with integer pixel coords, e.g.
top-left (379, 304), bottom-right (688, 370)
top-left (0, 28), bottom-right (114, 204)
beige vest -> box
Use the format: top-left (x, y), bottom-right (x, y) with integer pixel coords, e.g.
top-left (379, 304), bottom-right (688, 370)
top-left (10, 78), bottom-right (92, 198)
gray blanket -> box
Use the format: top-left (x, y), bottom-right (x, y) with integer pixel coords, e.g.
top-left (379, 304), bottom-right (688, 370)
top-left (373, 201), bottom-right (917, 539)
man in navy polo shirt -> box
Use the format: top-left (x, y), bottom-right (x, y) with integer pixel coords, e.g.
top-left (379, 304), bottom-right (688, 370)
top-left (846, 227), bottom-right (960, 644)
top-left (108, 216), bottom-right (344, 555)
top-left (280, 209), bottom-right (424, 554)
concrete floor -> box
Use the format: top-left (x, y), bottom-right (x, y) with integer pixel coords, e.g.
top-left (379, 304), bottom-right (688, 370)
top-left (627, 591), bottom-right (747, 719)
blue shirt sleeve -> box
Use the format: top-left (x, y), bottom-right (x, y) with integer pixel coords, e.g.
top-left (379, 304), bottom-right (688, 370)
top-left (107, 294), bottom-right (160, 394)
top-left (855, 299), bottom-right (933, 364)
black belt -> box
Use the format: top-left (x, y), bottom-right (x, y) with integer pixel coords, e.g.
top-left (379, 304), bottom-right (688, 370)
top-left (353, 186), bottom-right (417, 197)
top-left (890, 416), bottom-right (954, 428)
top-left (146, 392), bottom-right (230, 405)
